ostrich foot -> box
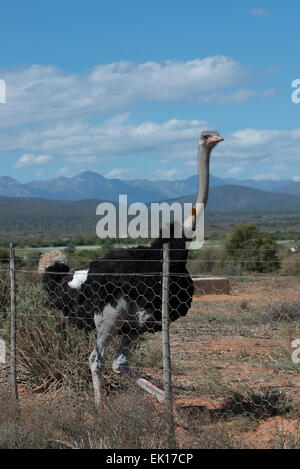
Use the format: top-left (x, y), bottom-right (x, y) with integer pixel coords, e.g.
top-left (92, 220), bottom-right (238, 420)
top-left (112, 357), bottom-right (164, 403)
top-left (135, 377), bottom-right (165, 403)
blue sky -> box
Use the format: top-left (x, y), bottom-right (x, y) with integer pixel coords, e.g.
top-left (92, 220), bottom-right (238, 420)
top-left (0, 0), bottom-right (300, 183)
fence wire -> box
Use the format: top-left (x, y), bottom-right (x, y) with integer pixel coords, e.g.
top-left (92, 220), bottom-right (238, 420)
top-left (0, 250), bottom-right (300, 448)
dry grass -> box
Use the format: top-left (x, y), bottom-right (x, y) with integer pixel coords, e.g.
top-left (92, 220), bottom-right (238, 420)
top-left (0, 387), bottom-right (171, 449)
top-left (1, 273), bottom-right (300, 449)
top-left (218, 388), bottom-right (292, 420)
top-left (265, 299), bottom-right (300, 321)
top-left (1, 281), bottom-right (133, 393)
top-left (0, 386), bottom-right (247, 449)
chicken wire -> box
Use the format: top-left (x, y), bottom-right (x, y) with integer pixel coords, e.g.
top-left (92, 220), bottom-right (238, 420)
top-left (0, 253), bottom-right (300, 427)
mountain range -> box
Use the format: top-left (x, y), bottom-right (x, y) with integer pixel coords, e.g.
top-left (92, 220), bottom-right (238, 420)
top-left (1, 183), bottom-right (300, 239)
top-left (1, 171), bottom-right (300, 204)
top-left (173, 185), bottom-right (300, 212)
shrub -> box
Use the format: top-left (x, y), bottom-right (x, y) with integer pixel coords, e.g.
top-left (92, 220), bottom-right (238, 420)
top-left (5, 281), bottom-right (132, 393)
top-left (219, 388), bottom-right (291, 420)
top-left (0, 271), bottom-right (10, 320)
top-left (265, 299), bottom-right (300, 321)
top-left (187, 248), bottom-right (221, 275)
top-left (0, 388), bottom-right (170, 449)
top-left (0, 249), bottom-right (9, 264)
top-left (223, 224), bottom-right (280, 273)
top-left (280, 253), bottom-right (300, 276)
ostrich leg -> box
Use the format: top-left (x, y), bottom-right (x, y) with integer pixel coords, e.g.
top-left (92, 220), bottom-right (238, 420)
top-left (89, 298), bottom-right (128, 408)
top-left (89, 325), bottom-right (115, 408)
top-left (113, 332), bottom-right (165, 403)
top-left (89, 344), bottom-right (105, 409)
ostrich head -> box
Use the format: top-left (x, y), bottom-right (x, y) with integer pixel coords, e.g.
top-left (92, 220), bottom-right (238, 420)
top-left (199, 130), bottom-right (224, 151)
top-left (38, 250), bottom-right (69, 274)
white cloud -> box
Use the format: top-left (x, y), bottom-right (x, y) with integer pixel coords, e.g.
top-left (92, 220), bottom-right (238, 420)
top-left (1, 117), bottom-right (208, 161)
top-left (227, 166), bottom-right (243, 176)
top-left (0, 57), bottom-right (247, 129)
top-left (6, 119), bottom-right (300, 173)
top-left (0, 57), bottom-right (280, 173)
top-left (252, 163), bottom-right (292, 181)
top-left (14, 153), bottom-right (53, 168)
top-left (260, 88), bottom-right (276, 98)
top-left (230, 128), bottom-right (282, 147)
top-left (155, 168), bottom-right (180, 180)
top-left (56, 166), bottom-right (82, 177)
top-left (1, 59), bottom-right (299, 177)
top-left (252, 173), bottom-right (279, 181)
top-left (193, 88), bottom-right (276, 105)
top-left (249, 8), bottom-right (270, 16)
top-left (212, 127), bottom-right (300, 175)
top-left (105, 168), bottom-right (134, 179)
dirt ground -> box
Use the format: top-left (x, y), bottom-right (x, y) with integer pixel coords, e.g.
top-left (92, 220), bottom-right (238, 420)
top-left (167, 277), bottom-right (300, 448)
top-left (1, 276), bottom-right (299, 448)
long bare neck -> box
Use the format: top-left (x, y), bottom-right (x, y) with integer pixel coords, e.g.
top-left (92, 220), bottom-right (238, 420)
top-left (196, 143), bottom-right (210, 207)
top-left (183, 143), bottom-right (210, 239)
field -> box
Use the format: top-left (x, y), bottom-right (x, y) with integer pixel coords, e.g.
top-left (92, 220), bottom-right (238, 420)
top-left (171, 277), bottom-right (300, 447)
top-left (1, 203), bottom-right (300, 242)
top-left (0, 212), bottom-right (300, 449)
top-left (0, 271), bottom-right (299, 449)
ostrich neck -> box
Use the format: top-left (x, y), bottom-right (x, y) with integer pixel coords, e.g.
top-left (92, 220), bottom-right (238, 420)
top-left (183, 143), bottom-right (210, 239)
top-left (196, 144), bottom-right (210, 207)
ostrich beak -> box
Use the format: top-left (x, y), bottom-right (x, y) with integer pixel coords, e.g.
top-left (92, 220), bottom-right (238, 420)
top-left (207, 136), bottom-right (224, 143)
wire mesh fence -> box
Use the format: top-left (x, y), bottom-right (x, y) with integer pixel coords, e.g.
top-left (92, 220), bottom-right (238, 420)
top-left (0, 245), bottom-right (300, 448)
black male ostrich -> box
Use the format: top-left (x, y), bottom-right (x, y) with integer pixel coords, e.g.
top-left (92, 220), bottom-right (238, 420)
top-left (39, 131), bottom-right (223, 406)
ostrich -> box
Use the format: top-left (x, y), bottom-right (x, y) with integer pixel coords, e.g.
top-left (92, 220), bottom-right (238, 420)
top-left (39, 131), bottom-right (223, 407)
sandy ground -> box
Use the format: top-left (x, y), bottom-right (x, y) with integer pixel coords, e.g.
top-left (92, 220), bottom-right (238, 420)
top-left (168, 277), bottom-right (300, 447)
top-left (1, 276), bottom-right (299, 448)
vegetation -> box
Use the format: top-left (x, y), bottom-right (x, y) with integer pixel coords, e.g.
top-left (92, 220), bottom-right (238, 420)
top-left (223, 224), bottom-right (280, 273)
top-left (1, 273), bottom-right (300, 448)
top-left (188, 224), bottom-right (281, 275)
top-left (1, 211), bottom-right (300, 449)
top-left (219, 388), bottom-right (291, 420)
top-left (0, 389), bottom-right (173, 449)
top-left (0, 272), bottom-right (10, 316)
top-left (280, 252), bottom-right (300, 276)
top-left (264, 300), bottom-right (300, 321)
top-left (0, 249), bottom-right (9, 264)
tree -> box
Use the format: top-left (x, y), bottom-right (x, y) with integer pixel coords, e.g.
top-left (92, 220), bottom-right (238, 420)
top-left (224, 224), bottom-right (280, 273)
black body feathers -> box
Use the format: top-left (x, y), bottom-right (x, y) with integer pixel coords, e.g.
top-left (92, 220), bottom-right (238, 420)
top-left (41, 229), bottom-right (194, 333)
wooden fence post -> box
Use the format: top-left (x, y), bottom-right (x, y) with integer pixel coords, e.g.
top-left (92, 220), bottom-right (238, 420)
top-left (162, 242), bottom-right (175, 446)
top-left (10, 243), bottom-right (19, 412)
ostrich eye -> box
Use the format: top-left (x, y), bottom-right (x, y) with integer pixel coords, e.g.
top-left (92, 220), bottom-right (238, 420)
top-left (203, 135), bottom-right (209, 140)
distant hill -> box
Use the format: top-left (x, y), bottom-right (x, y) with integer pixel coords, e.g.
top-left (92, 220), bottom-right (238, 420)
top-left (171, 185), bottom-right (300, 211)
top-left (0, 171), bottom-right (298, 203)
top-left (225, 178), bottom-right (292, 193)
top-left (0, 196), bottom-right (103, 238)
top-left (27, 171), bottom-right (166, 204)
top-left (1, 184), bottom-right (300, 239)
top-left (0, 176), bottom-right (50, 198)
top-left (280, 181), bottom-right (300, 196)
